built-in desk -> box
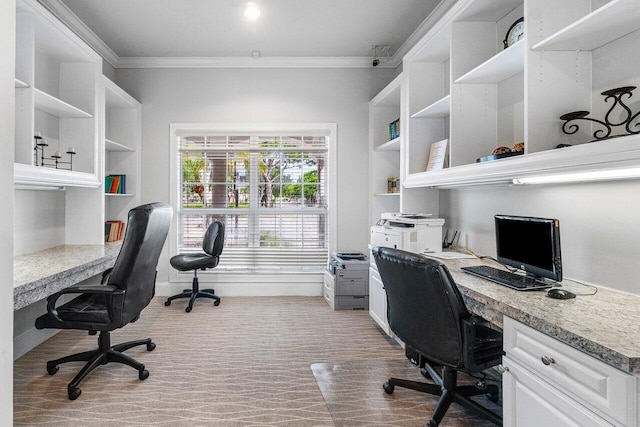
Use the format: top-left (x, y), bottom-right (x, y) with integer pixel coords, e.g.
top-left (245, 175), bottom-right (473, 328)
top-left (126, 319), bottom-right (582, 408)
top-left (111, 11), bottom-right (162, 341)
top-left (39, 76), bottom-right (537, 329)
top-left (434, 257), bottom-right (640, 374)
top-left (14, 245), bottom-right (120, 310)
top-left (427, 256), bottom-right (640, 426)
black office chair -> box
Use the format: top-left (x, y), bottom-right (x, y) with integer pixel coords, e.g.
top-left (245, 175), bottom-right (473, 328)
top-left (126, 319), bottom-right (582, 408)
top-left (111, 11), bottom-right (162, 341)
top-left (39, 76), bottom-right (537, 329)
top-left (372, 246), bottom-right (503, 427)
top-left (35, 202), bottom-right (172, 400)
top-left (165, 220), bottom-right (224, 312)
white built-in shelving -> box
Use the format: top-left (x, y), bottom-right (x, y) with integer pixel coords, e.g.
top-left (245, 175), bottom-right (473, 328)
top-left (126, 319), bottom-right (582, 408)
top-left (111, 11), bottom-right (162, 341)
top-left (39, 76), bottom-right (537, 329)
top-left (375, 137), bottom-right (400, 152)
top-left (531, 0), bottom-right (640, 52)
top-left (14, 78), bottom-right (29, 88)
top-left (411, 95), bottom-right (450, 119)
top-left (377, 0), bottom-right (640, 189)
top-left (102, 76), bottom-right (141, 225)
top-left (34, 88), bottom-right (93, 119)
top-left (14, 0), bottom-right (103, 246)
top-left (454, 40), bottom-right (524, 84)
top-left (105, 138), bottom-right (136, 152)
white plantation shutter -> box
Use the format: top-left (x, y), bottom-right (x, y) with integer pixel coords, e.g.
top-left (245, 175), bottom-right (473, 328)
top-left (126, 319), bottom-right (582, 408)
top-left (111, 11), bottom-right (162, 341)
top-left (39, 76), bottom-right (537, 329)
top-left (177, 133), bottom-right (329, 272)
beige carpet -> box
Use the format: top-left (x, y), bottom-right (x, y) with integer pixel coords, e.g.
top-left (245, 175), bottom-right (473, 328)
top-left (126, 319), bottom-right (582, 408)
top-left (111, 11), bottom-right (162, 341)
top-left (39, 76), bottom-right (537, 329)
top-left (14, 296), bottom-right (500, 426)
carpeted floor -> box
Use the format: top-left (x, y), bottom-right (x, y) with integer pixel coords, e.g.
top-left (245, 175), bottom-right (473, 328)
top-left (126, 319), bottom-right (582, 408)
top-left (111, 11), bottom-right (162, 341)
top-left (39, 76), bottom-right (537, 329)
top-left (14, 296), bottom-right (501, 426)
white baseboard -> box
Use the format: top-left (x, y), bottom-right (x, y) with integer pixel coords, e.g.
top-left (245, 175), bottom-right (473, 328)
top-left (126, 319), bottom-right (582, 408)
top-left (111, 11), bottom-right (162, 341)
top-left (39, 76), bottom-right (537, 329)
top-left (156, 280), bottom-right (324, 297)
top-left (14, 328), bottom-right (59, 360)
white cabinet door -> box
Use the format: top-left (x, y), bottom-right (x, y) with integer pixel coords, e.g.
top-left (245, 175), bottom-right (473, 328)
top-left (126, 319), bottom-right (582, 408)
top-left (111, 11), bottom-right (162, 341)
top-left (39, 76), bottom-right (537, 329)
top-left (369, 268), bottom-right (391, 336)
top-left (502, 357), bottom-right (613, 427)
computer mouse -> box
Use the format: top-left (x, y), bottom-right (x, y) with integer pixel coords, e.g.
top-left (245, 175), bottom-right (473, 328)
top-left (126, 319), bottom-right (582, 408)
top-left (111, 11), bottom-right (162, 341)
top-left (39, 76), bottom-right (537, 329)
top-left (547, 288), bottom-right (576, 299)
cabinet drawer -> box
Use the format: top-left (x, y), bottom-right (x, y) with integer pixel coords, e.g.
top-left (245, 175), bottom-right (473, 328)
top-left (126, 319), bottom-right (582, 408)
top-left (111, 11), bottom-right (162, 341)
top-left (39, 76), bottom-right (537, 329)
top-left (504, 317), bottom-right (635, 426)
top-left (335, 279), bottom-right (367, 296)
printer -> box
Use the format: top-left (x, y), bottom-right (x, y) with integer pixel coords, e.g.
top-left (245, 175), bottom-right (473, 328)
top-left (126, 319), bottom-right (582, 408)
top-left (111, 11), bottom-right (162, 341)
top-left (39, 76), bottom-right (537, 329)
top-left (370, 213), bottom-right (445, 255)
top-left (324, 252), bottom-right (369, 310)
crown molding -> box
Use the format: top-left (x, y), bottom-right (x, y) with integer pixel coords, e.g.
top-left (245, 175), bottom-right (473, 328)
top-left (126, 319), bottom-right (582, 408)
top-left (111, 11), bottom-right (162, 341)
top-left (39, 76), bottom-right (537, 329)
top-left (36, 0), bottom-right (440, 70)
top-left (116, 56), bottom-right (394, 69)
top-left (37, 0), bottom-right (119, 67)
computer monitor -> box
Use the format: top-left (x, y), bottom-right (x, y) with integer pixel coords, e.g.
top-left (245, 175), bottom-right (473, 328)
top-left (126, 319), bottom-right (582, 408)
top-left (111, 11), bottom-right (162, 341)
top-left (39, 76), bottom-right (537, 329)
top-left (495, 215), bottom-right (562, 281)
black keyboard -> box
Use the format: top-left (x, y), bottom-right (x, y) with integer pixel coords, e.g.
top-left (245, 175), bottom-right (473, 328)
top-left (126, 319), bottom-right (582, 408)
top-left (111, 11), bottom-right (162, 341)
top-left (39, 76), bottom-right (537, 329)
top-left (461, 265), bottom-right (553, 291)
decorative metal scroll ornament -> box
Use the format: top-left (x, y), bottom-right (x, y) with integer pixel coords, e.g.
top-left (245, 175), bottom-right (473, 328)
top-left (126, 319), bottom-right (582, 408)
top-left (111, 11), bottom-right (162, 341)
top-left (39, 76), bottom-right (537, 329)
top-left (560, 86), bottom-right (640, 141)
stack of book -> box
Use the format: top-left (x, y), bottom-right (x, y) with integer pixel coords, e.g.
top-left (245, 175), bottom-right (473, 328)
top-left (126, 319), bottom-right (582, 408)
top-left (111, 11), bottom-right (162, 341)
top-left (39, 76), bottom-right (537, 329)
top-left (389, 118), bottom-right (400, 140)
top-left (105, 174), bottom-right (127, 194)
top-left (105, 220), bottom-right (125, 243)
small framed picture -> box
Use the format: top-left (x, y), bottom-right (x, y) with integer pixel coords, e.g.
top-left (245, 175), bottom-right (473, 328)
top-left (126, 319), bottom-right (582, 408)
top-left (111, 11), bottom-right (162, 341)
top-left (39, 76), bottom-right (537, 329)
top-left (426, 139), bottom-right (447, 171)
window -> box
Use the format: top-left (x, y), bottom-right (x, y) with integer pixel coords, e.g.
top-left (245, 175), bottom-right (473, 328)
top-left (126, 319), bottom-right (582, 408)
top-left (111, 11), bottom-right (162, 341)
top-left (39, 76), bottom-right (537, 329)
top-left (172, 125), bottom-right (334, 273)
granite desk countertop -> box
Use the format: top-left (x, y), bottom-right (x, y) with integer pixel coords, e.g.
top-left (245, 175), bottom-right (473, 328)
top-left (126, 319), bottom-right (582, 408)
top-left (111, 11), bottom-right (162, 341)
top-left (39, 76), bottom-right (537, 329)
top-left (432, 256), bottom-right (640, 375)
top-left (14, 244), bottom-right (121, 310)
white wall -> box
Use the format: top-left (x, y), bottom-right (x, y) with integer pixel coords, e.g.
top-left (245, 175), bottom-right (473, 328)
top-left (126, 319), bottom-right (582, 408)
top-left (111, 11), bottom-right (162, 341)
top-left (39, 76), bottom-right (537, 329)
top-left (14, 190), bottom-right (65, 256)
top-left (0, 0), bottom-right (15, 420)
top-left (440, 180), bottom-right (640, 295)
top-left (114, 67), bottom-right (395, 285)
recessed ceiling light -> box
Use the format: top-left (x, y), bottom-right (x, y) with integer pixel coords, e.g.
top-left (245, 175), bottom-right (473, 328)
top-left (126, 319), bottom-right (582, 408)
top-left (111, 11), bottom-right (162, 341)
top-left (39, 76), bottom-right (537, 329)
top-left (245, 2), bottom-right (261, 20)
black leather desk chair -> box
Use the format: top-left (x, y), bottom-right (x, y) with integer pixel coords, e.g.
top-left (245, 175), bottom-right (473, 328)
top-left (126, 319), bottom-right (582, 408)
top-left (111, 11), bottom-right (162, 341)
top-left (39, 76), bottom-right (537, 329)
top-left (35, 202), bottom-right (172, 400)
top-left (165, 220), bottom-right (224, 312)
top-left (372, 246), bottom-right (503, 427)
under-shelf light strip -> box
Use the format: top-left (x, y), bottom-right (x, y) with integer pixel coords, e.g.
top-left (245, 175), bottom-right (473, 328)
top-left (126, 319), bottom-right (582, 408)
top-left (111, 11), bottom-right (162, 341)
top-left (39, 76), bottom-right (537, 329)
top-left (513, 167), bottom-right (640, 185)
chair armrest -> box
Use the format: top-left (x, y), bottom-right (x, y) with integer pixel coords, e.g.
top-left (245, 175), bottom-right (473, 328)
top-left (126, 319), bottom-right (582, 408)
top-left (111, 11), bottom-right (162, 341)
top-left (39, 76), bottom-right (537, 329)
top-left (46, 284), bottom-right (124, 323)
top-left (101, 267), bottom-right (113, 284)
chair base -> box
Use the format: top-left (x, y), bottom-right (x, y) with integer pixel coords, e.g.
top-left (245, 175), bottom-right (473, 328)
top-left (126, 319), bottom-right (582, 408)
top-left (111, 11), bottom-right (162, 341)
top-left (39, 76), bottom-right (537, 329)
top-left (164, 276), bottom-right (220, 312)
top-left (383, 364), bottom-right (502, 426)
top-left (46, 330), bottom-right (155, 400)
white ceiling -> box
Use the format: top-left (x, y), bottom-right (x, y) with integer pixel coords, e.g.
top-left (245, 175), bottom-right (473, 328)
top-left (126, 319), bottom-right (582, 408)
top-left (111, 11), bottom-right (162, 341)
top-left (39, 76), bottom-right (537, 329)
top-left (51, 0), bottom-right (445, 67)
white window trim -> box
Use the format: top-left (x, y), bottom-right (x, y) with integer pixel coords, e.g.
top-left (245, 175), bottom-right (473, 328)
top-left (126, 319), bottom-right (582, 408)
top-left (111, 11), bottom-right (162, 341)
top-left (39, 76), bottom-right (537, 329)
top-left (168, 122), bottom-right (337, 283)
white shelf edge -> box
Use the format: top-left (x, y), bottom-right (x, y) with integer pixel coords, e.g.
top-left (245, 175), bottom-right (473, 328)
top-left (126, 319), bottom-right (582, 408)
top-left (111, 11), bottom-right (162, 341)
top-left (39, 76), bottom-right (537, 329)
top-left (375, 137), bottom-right (401, 152)
top-left (34, 88), bottom-right (93, 119)
top-left (411, 95), bottom-right (451, 118)
top-left (105, 193), bottom-right (135, 197)
top-left (105, 138), bottom-right (135, 152)
top-left (370, 73), bottom-right (402, 107)
top-left (403, 134), bottom-right (640, 189)
top-left (455, 40), bottom-right (524, 84)
top-left (14, 163), bottom-right (100, 188)
top-left (15, 78), bottom-right (29, 88)
top-left (532, 0), bottom-right (640, 52)
top-left (373, 193), bottom-right (400, 197)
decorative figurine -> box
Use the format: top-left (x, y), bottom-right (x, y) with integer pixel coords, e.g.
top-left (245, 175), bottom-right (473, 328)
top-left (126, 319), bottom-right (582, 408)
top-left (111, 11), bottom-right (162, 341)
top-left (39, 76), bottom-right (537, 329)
top-left (560, 86), bottom-right (640, 141)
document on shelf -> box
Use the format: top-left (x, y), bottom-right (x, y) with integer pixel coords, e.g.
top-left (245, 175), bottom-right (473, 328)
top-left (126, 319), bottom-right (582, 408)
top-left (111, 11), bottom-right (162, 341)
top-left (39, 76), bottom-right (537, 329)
top-left (426, 251), bottom-right (476, 260)
top-left (426, 139), bottom-right (447, 171)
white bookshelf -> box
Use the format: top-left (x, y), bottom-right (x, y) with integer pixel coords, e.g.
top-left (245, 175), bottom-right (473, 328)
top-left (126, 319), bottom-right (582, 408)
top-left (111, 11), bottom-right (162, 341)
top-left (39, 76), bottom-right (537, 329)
top-left (34, 88), bottom-right (93, 118)
top-left (373, 0), bottom-right (640, 189)
top-left (455, 40), bottom-right (524, 84)
top-left (532, 0), bottom-right (640, 52)
top-left (411, 95), bottom-right (450, 119)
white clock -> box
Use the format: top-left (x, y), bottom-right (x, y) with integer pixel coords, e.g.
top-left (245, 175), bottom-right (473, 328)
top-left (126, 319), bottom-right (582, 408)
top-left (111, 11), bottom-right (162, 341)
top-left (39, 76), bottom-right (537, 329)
top-left (503, 17), bottom-right (524, 49)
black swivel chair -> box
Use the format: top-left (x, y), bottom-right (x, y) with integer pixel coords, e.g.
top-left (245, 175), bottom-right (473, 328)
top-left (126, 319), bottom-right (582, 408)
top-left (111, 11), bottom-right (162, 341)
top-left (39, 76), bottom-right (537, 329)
top-left (35, 202), bottom-right (172, 400)
top-left (165, 220), bottom-right (224, 312)
top-left (372, 246), bottom-right (504, 427)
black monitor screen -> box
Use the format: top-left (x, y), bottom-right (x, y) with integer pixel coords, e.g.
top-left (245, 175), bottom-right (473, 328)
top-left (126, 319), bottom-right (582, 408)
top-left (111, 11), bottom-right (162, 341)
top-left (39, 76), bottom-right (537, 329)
top-left (495, 215), bottom-right (562, 281)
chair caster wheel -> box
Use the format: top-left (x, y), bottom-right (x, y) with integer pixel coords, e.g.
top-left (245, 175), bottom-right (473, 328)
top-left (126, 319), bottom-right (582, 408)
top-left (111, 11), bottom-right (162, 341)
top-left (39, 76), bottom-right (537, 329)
top-left (139, 369), bottom-right (149, 380)
top-left (214, 300), bottom-right (220, 306)
top-left (383, 382), bottom-right (395, 394)
top-left (147, 342), bottom-right (156, 351)
top-left (185, 306), bottom-right (192, 313)
top-left (47, 364), bottom-right (59, 375)
top-left (164, 300), bottom-right (171, 306)
top-left (68, 387), bottom-right (81, 400)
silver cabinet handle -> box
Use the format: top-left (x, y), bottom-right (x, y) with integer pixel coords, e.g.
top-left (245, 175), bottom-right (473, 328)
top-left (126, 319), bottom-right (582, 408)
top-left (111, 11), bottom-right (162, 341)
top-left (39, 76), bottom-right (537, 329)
top-left (541, 356), bottom-right (555, 365)
top-left (497, 364), bottom-right (509, 374)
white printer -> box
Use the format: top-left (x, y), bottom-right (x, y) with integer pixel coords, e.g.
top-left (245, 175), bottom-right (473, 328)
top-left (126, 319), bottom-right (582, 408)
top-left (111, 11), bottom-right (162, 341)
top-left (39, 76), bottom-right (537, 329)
top-left (370, 213), bottom-right (445, 255)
